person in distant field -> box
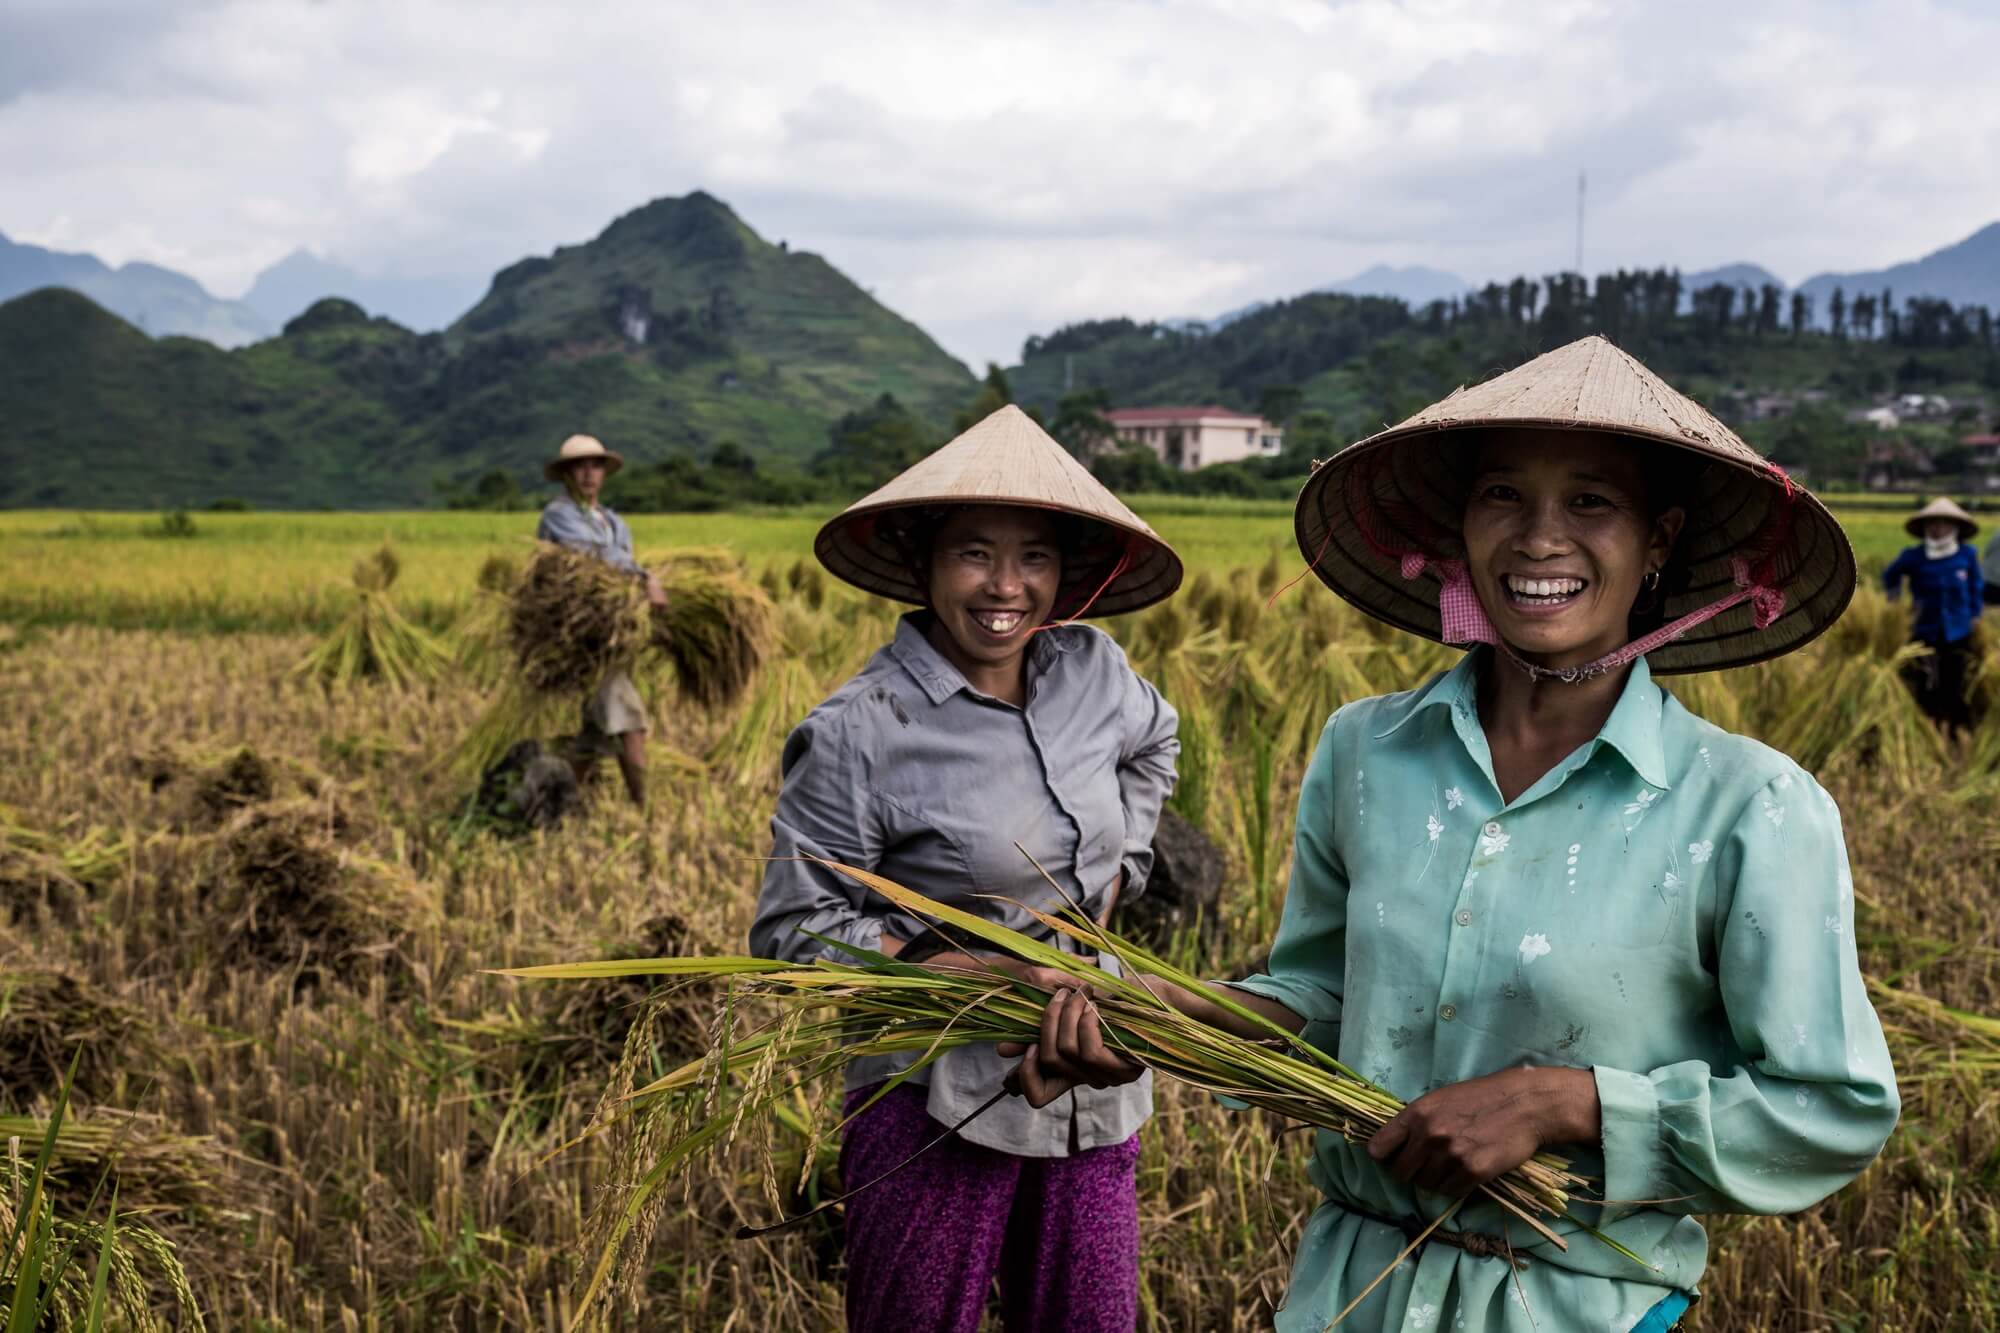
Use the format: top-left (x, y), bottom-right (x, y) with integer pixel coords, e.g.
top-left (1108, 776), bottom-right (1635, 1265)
top-left (536, 433), bottom-right (668, 806)
top-left (1981, 523), bottom-right (2000, 607)
top-left (1883, 497), bottom-right (1983, 734)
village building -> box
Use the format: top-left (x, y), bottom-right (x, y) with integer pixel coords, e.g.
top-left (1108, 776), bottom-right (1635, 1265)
top-left (1105, 405), bottom-right (1284, 471)
top-left (1862, 438), bottom-right (1936, 491)
top-left (1963, 433), bottom-right (2000, 492)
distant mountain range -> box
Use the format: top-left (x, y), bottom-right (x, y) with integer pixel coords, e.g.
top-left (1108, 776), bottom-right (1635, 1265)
top-left (0, 193), bottom-right (973, 508)
top-left (1207, 264), bottom-right (1473, 328)
top-left (0, 230), bottom-right (269, 346)
top-left (1795, 222), bottom-right (2000, 319)
top-left (242, 251), bottom-right (485, 335)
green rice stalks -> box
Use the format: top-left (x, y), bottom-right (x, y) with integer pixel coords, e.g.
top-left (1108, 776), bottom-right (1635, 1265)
top-left (498, 864), bottom-right (1593, 1325)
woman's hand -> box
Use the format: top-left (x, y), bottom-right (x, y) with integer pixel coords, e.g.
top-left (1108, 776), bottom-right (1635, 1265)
top-left (1366, 1065), bottom-right (1601, 1198)
top-left (998, 986), bottom-right (1146, 1107)
top-left (644, 573), bottom-right (670, 610)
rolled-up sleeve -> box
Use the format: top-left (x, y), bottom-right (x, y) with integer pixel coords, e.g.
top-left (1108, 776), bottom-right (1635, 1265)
top-left (1114, 668), bottom-right (1179, 900)
top-left (1223, 713), bottom-right (1349, 1054)
top-left (749, 714), bottom-right (891, 965)
top-left (1594, 771), bottom-right (1900, 1223)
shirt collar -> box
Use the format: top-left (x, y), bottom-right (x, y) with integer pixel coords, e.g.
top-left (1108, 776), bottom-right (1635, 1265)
top-left (886, 612), bottom-right (1076, 706)
top-left (1376, 648), bottom-right (1672, 791)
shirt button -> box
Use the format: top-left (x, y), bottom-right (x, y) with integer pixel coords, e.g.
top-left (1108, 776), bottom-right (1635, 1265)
top-left (1455, 910), bottom-right (1473, 926)
top-left (1483, 822), bottom-right (1502, 837)
top-left (1439, 1003), bottom-right (1458, 1021)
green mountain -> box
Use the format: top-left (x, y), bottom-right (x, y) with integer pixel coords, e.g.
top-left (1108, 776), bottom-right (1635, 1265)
top-left (0, 194), bottom-right (974, 509)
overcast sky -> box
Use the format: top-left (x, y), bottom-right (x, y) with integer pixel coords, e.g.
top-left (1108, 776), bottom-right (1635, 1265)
top-left (5, 0), bottom-right (1997, 368)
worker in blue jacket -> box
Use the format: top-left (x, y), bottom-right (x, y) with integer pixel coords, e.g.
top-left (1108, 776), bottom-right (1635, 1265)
top-left (1884, 496), bottom-right (1984, 732)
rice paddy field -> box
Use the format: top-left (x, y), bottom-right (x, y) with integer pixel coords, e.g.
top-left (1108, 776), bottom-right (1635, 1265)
top-left (3, 500), bottom-right (1997, 1330)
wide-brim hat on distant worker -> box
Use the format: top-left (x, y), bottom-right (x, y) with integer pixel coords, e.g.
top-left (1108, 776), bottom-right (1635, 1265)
top-left (815, 404), bottom-right (1183, 618)
top-left (1904, 496), bottom-right (1978, 541)
top-left (1293, 334), bottom-right (1855, 674)
top-left (544, 433), bottom-right (625, 483)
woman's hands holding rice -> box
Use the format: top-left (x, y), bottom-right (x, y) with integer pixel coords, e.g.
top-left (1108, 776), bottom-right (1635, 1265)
top-left (1366, 1066), bottom-right (1601, 1198)
top-left (999, 984), bottom-right (1148, 1106)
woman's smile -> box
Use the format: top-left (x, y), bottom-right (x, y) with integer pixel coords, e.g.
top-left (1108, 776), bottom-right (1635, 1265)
top-left (1501, 573), bottom-right (1590, 611)
top-left (968, 606), bottom-right (1029, 638)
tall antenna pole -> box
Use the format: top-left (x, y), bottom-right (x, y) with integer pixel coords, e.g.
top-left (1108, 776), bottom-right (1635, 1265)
top-left (1575, 170), bottom-right (1586, 275)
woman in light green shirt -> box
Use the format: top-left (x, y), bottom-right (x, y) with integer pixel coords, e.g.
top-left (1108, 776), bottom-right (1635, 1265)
top-left (1008, 338), bottom-right (1899, 1331)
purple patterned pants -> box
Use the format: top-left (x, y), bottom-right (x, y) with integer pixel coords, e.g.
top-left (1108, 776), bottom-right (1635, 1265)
top-left (839, 1082), bottom-right (1141, 1333)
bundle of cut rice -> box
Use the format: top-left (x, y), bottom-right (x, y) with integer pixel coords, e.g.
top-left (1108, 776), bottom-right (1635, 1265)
top-left (508, 544), bottom-right (649, 695)
top-left (647, 564), bottom-right (776, 709)
top-left (500, 866), bottom-right (1623, 1323)
top-left (292, 541), bottom-right (451, 689)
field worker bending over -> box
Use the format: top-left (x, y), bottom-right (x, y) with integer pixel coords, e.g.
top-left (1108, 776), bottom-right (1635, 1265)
top-left (536, 433), bottom-right (669, 807)
top-left (1009, 338), bottom-right (1899, 1332)
top-left (1883, 497), bottom-right (1983, 734)
top-left (750, 406), bottom-right (1183, 1333)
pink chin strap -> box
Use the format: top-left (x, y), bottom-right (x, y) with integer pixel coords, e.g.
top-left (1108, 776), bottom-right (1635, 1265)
top-left (1403, 552), bottom-right (1786, 682)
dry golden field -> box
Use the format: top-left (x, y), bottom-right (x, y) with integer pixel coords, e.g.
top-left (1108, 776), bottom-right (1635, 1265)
top-left (3, 528), bottom-right (1998, 1331)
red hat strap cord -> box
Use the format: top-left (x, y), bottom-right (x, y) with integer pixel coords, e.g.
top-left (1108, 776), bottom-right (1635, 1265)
top-left (1404, 461), bottom-right (1798, 683)
top-left (1033, 541), bottom-right (1135, 634)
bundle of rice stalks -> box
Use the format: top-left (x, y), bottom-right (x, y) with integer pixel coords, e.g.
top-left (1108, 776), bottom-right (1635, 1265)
top-left (705, 655), bottom-right (821, 784)
top-left (509, 544), bottom-right (648, 694)
top-left (205, 806), bottom-right (423, 985)
top-left (500, 866), bottom-right (1606, 1320)
top-left (786, 558), bottom-right (827, 610)
top-left (186, 746), bottom-right (273, 826)
top-left (292, 541), bottom-right (451, 690)
top-left (0, 1108), bottom-right (225, 1218)
top-left (0, 970), bottom-right (154, 1101)
top-left (647, 565), bottom-right (776, 709)
top-left (0, 1082), bottom-right (207, 1333)
top-left (0, 807), bottom-right (129, 924)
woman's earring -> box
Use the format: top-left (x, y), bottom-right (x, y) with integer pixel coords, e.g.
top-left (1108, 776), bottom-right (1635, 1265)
top-left (1635, 569), bottom-right (1662, 615)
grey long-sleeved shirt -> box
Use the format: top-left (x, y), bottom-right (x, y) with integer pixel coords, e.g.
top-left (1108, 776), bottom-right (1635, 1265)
top-left (750, 613), bottom-right (1179, 1157)
top-left (536, 496), bottom-right (640, 573)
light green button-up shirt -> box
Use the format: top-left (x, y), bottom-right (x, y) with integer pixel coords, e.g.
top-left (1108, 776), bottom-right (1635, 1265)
top-left (1231, 650), bottom-right (1899, 1332)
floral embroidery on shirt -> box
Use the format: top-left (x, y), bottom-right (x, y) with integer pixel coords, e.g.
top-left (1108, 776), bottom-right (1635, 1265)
top-left (1445, 786), bottom-right (1464, 810)
top-left (1519, 932), bottom-right (1552, 964)
top-left (1479, 823), bottom-right (1511, 857)
top-left (1698, 744), bottom-right (1713, 769)
top-left (1689, 839), bottom-right (1714, 864)
top-left (1566, 842), bottom-right (1581, 893)
top-left (1824, 914), bottom-right (1844, 936)
top-left (1622, 787), bottom-right (1662, 842)
top-left (1408, 1303), bottom-right (1439, 1329)
top-left (1792, 1022), bottom-right (1809, 1048)
top-left (1763, 795), bottom-right (1787, 830)
top-left (1418, 789), bottom-right (1445, 881)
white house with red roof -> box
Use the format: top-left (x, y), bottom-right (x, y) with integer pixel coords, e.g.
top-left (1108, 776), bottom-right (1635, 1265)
top-left (1104, 405), bottom-right (1284, 471)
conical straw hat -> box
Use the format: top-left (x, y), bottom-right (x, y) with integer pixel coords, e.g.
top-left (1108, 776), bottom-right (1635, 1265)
top-left (1294, 335), bottom-right (1855, 674)
top-left (1904, 496), bottom-right (1977, 540)
top-left (815, 404), bottom-right (1183, 617)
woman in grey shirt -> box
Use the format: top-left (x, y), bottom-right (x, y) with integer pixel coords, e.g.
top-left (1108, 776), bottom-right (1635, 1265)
top-left (750, 406), bottom-right (1183, 1333)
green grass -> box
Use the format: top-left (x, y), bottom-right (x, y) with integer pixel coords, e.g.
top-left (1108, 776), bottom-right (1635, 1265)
top-left (0, 497), bottom-right (1926, 636)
